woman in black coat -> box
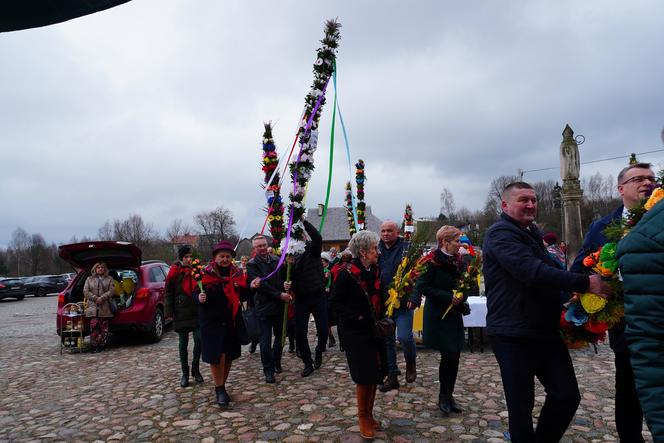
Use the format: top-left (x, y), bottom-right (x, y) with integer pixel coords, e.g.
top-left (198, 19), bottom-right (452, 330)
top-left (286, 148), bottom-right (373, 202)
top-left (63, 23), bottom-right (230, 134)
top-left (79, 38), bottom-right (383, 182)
top-left (165, 245), bottom-right (203, 388)
top-left (416, 225), bottom-right (467, 416)
top-left (330, 231), bottom-right (386, 440)
top-left (196, 241), bottom-right (247, 407)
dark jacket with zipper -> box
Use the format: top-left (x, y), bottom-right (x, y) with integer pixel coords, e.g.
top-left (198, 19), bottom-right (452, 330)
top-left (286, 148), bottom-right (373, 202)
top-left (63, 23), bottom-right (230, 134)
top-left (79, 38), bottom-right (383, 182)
top-left (246, 254), bottom-right (286, 318)
top-left (483, 213), bottom-right (589, 341)
top-left (164, 261), bottom-right (198, 332)
top-left (291, 220), bottom-right (325, 298)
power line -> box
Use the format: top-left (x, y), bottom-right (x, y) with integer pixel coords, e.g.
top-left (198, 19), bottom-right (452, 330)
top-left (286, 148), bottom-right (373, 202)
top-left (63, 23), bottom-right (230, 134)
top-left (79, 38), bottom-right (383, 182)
top-left (523, 148), bottom-right (664, 174)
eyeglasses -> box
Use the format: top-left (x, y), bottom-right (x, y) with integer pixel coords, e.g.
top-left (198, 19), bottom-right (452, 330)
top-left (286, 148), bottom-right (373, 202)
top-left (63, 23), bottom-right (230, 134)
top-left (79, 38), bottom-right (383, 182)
top-left (620, 175), bottom-right (657, 186)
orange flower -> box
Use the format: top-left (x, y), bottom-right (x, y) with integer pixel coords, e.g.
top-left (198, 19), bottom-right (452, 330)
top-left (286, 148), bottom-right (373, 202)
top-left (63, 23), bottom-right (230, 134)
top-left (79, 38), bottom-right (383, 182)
top-left (583, 250), bottom-right (600, 268)
top-left (644, 188), bottom-right (664, 211)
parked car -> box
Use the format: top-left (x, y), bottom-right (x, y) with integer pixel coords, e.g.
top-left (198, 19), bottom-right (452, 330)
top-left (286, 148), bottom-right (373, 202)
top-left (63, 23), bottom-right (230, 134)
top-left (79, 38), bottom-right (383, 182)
top-left (56, 241), bottom-right (173, 344)
top-left (24, 275), bottom-right (69, 297)
top-left (0, 278), bottom-right (28, 301)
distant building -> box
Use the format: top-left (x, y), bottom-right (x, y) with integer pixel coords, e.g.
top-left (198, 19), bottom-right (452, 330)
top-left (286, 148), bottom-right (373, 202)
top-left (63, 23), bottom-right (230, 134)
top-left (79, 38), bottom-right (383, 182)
top-left (305, 204), bottom-right (383, 252)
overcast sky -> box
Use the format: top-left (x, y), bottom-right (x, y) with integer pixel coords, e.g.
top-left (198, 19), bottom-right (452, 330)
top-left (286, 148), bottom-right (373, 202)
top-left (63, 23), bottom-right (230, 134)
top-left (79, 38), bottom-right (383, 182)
top-left (1, 0), bottom-right (663, 248)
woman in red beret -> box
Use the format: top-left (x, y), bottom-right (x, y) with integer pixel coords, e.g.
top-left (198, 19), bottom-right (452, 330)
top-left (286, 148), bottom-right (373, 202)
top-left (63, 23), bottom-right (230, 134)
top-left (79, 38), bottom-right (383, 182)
top-left (196, 241), bottom-right (247, 407)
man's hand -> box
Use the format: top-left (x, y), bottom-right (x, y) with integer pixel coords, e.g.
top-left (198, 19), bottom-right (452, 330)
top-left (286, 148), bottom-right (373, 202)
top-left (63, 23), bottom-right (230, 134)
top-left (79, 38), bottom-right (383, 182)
top-left (198, 292), bottom-right (207, 303)
top-left (284, 281), bottom-right (292, 292)
top-left (587, 275), bottom-right (612, 299)
top-left (280, 292), bottom-right (293, 303)
top-left (250, 278), bottom-right (261, 290)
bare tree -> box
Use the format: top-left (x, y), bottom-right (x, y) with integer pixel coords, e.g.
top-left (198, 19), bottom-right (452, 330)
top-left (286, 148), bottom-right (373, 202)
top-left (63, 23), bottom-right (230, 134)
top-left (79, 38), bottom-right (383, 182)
top-left (9, 227), bottom-right (30, 276)
top-left (112, 214), bottom-right (157, 251)
top-left (166, 218), bottom-right (193, 242)
top-left (97, 221), bottom-right (113, 241)
top-left (194, 207), bottom-right (237, 256)
top-left (484, 175), bottom-right (519, 216)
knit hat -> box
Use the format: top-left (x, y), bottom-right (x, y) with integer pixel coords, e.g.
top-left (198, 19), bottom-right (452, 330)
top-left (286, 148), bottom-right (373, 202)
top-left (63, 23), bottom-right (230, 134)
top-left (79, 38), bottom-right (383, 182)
top-left (212, 241), bottom-right (237, 257)
top-left (542, 232), bottom-right (557, 246)
top-left (178, 244), bottom-right (193, 260)
top-left (321, 252), bottom-right (332, 263)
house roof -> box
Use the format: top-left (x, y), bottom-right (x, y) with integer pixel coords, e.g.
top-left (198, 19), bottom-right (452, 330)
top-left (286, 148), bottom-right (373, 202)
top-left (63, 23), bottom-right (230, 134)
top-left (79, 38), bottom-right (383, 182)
top-left (305, 206), bottom-right (383, 241)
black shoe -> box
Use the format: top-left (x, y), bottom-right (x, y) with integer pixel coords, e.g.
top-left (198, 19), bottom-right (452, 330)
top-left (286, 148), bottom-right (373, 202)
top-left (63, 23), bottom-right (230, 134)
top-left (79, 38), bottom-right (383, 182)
top-left (339, 343), bottom-right (344, 352)
top-left (449, 396), bottom-right (464, 413)
top-left (215, 386), bottom-right (230, 406)
top-left (438, 395), bottom-right (451, 416)
top-left (180, 367), bottom-right (190, 388)
top-left (328, 335), bottom-right (336, 348)
top-left (265, 373), bottom-right (276, 384)
top-left (191, 365), bottom-right (204, 384)
top-left (379, 373), bottom-right (400, 392)
top-left (288, 344), bottom-right (295, 354)
top-left (274, 361), bottom-right (283, 374)
top-left (301, 364), bottom-right (314, 377)
top-left (314, 350), bottom-right (323, 369)
top-left (249, 341), bottom-right (258, 353)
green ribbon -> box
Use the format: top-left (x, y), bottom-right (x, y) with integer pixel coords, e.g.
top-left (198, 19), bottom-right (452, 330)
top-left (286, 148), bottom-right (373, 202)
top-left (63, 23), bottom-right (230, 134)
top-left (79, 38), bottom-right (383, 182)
top-left (318, 60), bottom-right (337, 233)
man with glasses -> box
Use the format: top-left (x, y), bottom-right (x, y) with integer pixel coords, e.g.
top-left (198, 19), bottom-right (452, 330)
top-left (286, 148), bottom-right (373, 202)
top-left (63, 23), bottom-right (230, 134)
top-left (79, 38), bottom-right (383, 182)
top-left (572, 162), bottom-right (656, 443)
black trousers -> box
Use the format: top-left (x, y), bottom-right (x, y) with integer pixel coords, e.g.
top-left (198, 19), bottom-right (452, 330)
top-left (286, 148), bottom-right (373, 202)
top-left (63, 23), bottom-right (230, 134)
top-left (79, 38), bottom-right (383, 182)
top-left (439, 351), bottom-right (460, 399)
top-left (614, 351), bottom-right (645, 443)
top-left (295, 293), bottom-right (328, 365)
top-left (490, 335), bottom-right (580, 443)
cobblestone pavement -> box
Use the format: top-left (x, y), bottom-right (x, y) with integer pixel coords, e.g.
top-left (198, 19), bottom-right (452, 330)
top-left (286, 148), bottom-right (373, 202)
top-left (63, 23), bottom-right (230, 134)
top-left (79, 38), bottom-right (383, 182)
top-left (0, 297), bottom-right (652, 443)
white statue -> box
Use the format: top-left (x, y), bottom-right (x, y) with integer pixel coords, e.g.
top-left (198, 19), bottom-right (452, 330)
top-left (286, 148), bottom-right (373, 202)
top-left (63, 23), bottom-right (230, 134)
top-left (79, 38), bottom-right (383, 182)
top-left (560, 125), bottom-right (580, 181)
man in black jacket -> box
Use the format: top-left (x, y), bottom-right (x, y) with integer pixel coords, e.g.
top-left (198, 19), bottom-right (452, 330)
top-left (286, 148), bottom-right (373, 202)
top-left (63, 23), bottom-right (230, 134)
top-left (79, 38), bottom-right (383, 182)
top-left (248, 235), bottom-right (291, 384)
top-left (287, 219), bottom-right (329, 377)
top-left (483, 182), bottom-right (609, 443)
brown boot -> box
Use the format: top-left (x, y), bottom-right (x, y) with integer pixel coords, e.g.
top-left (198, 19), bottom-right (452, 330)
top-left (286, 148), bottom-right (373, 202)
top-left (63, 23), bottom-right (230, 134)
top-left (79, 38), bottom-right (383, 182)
top-left (378, 372), bottom-right (400, 392)
top-left (368, 384), bottom-right (381, 431)
top-left (405, 359), bottom-right (417, 383)
top-left (356, 385), bottom-right (375, 439)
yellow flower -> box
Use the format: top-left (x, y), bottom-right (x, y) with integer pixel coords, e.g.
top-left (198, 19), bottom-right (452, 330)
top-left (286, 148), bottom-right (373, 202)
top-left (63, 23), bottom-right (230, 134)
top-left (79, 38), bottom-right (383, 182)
top-left (644, 188), bottom-right (664, 211)
top-left (579, 292), bottom-right (607, 314)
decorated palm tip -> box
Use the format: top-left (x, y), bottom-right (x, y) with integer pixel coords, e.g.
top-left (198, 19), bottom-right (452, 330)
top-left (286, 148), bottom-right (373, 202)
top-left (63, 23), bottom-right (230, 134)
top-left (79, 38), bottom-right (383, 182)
top-left (284, 19), bottom-right (342, 255)
top-left (403, 203), bottom-right (414, 241)
top-left (355, 159), bottom-right (366, 230)
top-left (345, 181), bottom-right (356, 237)
top-left (261, 122), bottom-right (285, 252)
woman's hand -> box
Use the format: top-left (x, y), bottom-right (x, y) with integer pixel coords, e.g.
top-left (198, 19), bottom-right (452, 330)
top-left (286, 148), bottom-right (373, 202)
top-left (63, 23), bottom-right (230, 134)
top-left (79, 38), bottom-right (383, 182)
top-left (95, 298), bottom-right (103, 306)
top-left (198, 292), bottom-right (207, 303)
top-left (451, 293), bottom-right (463, 305)
top-left (250, 277), bottom-right (261, 289)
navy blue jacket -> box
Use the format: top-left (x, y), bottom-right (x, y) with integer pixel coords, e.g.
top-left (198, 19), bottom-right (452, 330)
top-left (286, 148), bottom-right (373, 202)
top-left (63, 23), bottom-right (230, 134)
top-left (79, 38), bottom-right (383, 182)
top-left (483, 213), bottom-right (590, 340)
top-left (571, 205), bottom-right (627, 352)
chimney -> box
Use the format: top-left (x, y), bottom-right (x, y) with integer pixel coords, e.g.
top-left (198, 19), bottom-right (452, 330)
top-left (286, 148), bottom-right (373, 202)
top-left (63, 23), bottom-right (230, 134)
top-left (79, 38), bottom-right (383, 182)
top-left (317, 203), bottom-right (324, 216)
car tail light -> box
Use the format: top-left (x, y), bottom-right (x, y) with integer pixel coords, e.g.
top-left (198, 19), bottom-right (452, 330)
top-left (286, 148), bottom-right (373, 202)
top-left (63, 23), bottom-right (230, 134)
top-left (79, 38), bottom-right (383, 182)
top-left (136, 288), bottom-right (150, 300)
top-left (58, 293), bottom-right (65, 304)
top-left (0, 284), bottom-right (5, 289)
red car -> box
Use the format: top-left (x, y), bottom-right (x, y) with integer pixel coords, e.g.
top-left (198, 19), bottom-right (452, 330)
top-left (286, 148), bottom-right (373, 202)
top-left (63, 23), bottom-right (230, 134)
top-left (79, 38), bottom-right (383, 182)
top-left (56, 241), bottom-right (173, 345)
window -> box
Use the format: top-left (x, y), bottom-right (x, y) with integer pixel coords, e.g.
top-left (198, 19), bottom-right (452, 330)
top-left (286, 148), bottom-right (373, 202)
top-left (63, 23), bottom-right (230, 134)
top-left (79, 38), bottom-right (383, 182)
top-left (149, 266), bottom-right (166, 283)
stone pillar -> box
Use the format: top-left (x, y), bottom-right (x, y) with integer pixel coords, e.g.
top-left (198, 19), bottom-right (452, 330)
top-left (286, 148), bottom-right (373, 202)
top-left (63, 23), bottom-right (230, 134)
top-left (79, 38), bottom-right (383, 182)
top-left (560, 124), bottom-right (584, 264)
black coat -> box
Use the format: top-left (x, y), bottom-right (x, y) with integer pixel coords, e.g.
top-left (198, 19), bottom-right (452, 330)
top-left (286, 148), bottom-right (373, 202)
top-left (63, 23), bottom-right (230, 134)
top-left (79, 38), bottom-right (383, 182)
top-left (330, 259), bottom-right (387, 384)
top-left (416, 250), bottom-right (467, 353)
top-left (246, 254), bottom-right (286, 318)
top-left (291, 220), bottom-right (325, 298)
top-left (195, 265), bottom-right (247, 364)
top-left (164, 261), bottom-right (198, 332)
top-left (482, 213), bottom-right (589, 340)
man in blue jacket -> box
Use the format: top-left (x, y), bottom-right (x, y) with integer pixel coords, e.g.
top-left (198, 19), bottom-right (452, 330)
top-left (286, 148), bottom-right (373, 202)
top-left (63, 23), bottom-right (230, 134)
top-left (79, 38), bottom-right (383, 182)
top-left (483, 181), bottom-right (609, 443)
top-left (572, 162), bottom-right (656, 443)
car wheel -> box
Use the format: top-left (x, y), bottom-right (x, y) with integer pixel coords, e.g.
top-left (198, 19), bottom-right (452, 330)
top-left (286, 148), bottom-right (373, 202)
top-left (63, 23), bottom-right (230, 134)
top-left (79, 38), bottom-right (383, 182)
top-left (16, 295), bottom-right (25, 301)
top-left (36, 287), bottom-right (46, 297)
top-left (149, 308), bottom-right (164, 343)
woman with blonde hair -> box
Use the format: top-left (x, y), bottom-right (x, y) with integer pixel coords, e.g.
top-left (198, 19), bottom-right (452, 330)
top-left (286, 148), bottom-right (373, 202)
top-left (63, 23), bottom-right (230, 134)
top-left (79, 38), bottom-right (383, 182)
top-left (416, 225), bottom-right (468, 416)
top-left (84, 261), bottom-right (115, 353)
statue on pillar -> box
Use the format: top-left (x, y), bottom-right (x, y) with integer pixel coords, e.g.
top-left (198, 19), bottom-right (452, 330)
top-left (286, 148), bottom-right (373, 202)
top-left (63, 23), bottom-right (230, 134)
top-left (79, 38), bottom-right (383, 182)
top-left (560, 124), bottom-right (580, 181)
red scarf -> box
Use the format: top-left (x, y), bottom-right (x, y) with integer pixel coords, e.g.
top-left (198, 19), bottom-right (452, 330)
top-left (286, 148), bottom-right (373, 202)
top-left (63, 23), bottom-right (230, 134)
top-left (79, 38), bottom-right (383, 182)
top-left (165, 263), bottom-right (195, 296)
top-left (343, 261), bottom-right (382, 318)
top-left (201, 261), bottom-right (246, 320)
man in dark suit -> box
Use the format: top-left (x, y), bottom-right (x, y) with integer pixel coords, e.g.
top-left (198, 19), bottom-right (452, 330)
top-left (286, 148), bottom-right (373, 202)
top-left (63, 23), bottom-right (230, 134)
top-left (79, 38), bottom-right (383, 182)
top-left (572, 162), bottom-right (657, 443)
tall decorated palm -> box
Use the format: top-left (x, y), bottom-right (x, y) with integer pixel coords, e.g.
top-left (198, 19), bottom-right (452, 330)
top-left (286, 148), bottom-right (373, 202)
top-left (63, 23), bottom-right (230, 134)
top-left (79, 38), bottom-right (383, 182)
top-left (345, 181), bottom-right (357, 237)
top-left (281, 19), bottom-right (341, 342)
top-left (261, 122), bottom-right (285, 253)
top-left (355, 159), bottom-right (366, 231)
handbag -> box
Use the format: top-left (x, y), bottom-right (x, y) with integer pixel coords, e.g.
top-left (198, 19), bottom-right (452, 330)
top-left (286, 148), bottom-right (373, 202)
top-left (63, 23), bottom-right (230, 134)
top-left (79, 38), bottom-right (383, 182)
top-left (237, 302), bottom-right (262, 345)
top-left (344, 265), bottom-right (395, 339)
